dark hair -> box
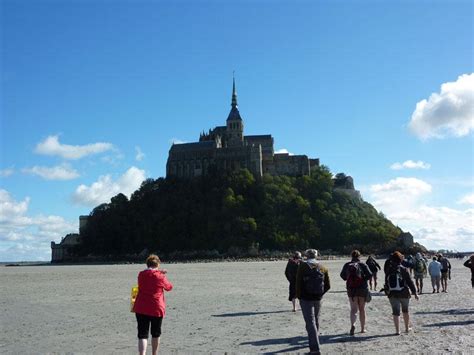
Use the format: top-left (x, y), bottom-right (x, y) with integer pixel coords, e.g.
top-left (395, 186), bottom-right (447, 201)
top-left (146, 254), bottom-right (160, 268)
top-left (351, 250), bottom-right (361, 259)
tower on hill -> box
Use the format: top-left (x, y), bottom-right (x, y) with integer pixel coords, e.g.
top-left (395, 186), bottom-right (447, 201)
top-left (166, 78), bottom-right (319, 178)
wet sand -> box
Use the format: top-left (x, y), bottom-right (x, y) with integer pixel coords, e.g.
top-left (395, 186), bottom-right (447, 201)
top-left (0, 259), bottom-right (473, 354)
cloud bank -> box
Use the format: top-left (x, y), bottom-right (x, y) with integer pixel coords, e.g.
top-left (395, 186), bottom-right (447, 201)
top-left (390, 160), bottom-right (431, 170)
top-left (35, 135), bottom-right (114, 160)
top-left (366, 177), bottom-right (474, 251)
top-left (22, 164), bottom-right (80, 180)
top-left (408, 73), bottom-right (474, 140)
top-left (0, 189), bottom-right (77, 261)
top-left (73, 166), bottom-right (146, 207)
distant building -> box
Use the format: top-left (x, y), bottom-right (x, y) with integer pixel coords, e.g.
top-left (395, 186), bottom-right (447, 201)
top-left (166, 77), bottom-right (320, 178)
top-left (398, 232), bottom-right (414, 248)
top-left (51, 215), bottom-right (88, 263)
top-left (333, 174), bottom-right (362, 200)
top-left (51, 233), bottom-right (81, 263)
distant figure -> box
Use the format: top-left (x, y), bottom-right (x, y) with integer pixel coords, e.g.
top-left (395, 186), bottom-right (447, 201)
top-left (366, 255), bottom-right (381, 290)
top-left (437, 253), bottom-right (451, 292)
top-left (403, 255), bottom-right (415, 276)
top-left (285, 251), bottom-right (302, 311)
top-left (413, 253), bottom-right (427, 294)
top-left (428, 256), bottom-right (442, 293)
top-left (340, 250), bottom-right (372, 335)
top-left (384, 251), bottom-right (419, 335)
top-left (463, 254), bottom-right (474, 288)
top-left (133, 254), bottom-right (173, 355)
top-left (296, 249), bottom-right (331, 355)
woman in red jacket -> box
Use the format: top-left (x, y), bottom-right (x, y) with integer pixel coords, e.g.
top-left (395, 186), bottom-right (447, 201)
top-left (133, 254), bottom-right (173, 355)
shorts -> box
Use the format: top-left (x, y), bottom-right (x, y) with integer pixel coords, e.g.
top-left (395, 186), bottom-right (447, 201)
top-left (441, 271), bottom-right (448, 280)
top-left (414, 272), bottom-right (424, 280)
top-left (136, 313), bottom-right (163, 339)
top-left (389, 297), bottom-right (410, 316)
top-left (347, 288), bottom-right (369, 299)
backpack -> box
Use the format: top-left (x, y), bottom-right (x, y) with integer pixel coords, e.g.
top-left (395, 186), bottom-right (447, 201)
top-left (439, 258), bottom-right (449, 271)
top-left (387, 266), bottom-right (405, 291)
top-left (302, 263), bottom-right (325, 296)
top-left (414, 259), bottom-right (425, 273)
top-left (346, 262), bottom-right (364, 289)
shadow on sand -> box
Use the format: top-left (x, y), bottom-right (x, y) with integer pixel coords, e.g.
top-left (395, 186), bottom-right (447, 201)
top-left (212, 310), bottom-right (291, 317)
top-left (415, 308), bottom-right (474, 316)
top-left (423, 320), bottom-right (474, 327)
top-left (240, 332), bottom-right (397, 353)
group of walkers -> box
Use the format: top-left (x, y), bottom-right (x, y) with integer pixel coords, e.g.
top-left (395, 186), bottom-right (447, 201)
top-left (128, 251), bottom-right (473, 355)
top-left (284, 249), bottom-right (473, 355)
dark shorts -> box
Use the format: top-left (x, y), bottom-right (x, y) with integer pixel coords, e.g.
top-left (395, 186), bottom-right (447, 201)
top-left (441, 271), bottom-right (448, 280)
top-left (389, 297), bottom-right (410, 316)
top-left (136, 313), bottom-right (163, 339)
top-left (347, 288), bottom-right (368, 298)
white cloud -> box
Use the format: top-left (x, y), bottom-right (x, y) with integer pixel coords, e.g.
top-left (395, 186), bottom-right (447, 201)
top-left (408, 73), bottom-right (474, 140)
top-left (22, 164), bottom-right (80, 180)
top-left (73, 166), bottom-right (146, 207)
top-left (135, 146), bottom-right (145, 161)
top-left (169, 138), bottom-right (187, 145)
top-left (0, 168), bottom-right (14, 177)
top-left (0, 189), bottom-right (77, 261)
top-left (458, 193), bottom-right (474, 205)
top-left (275, 148), bottom-right (294, 155)
top-left (35, 135), bottom-right (114, 160)
top-left (366, 177), bottom-right (474, 251)
top-left (370, 177), bottom-right (432, 210)
top-left (390, 160), bottom-right (431, 170)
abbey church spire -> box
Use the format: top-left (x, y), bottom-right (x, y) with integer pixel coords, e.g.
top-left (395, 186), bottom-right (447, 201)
top-left (227, 72), bottom-right (242, 122)
top-left (226, 73), bottom-right (244, 146)
top-left (231, 73), bottom-right (238, 109)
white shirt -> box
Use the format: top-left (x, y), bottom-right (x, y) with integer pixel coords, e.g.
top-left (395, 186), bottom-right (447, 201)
top-left (428, 260), bottom-right (442, 277)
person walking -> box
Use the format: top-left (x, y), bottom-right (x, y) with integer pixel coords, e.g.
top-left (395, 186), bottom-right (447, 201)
top-left (463, 254), bottom-right (474, 288)
top-left (296, 249), bottom-right (330, 355)
top-left (133, 254), bottom-right (173, 355)
top-left (384, 251), bottom-right (419, 335)
top-left (366, 255), bottom-right (381, 291)
top-left (413, 253), bottom-right (427, 294)
top-left (285, 251), bottom-right (302, 311)
top-left (428, 256), bottom-right (442, 293)
top-left (340, 250), bottom-right (372, 335)
top-left (437, 253), bottom-right (452, 292)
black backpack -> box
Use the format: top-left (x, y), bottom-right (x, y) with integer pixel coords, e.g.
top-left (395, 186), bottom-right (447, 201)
top-left (302, 263), bottom-right (325, 296)
top-left (387, 266), bottom-right (405, 291)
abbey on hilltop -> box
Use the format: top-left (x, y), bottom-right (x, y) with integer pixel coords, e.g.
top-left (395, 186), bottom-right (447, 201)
top-left (166, 78), bottom-right (320, 178)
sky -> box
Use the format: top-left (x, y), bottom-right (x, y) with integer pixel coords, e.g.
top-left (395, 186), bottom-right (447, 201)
top-left (1, 0), bottom-right (473, 261)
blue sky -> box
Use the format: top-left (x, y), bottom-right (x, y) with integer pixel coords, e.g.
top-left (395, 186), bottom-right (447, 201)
top-left (1, 0), bottom-right (473, 261)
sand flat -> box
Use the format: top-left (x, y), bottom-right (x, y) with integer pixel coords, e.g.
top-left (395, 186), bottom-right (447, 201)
top-left (0, 259), bottom-right (473, 354)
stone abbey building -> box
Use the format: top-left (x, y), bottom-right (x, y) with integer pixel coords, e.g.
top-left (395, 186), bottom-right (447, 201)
top-left (166, 79), bottom-right (319, 178)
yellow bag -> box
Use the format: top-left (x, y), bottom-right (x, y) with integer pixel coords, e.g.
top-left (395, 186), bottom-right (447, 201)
top-left (130, 285), bottom-right (139, 312)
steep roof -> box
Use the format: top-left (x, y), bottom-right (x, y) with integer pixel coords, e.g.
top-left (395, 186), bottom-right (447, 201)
top-left (170, 141), bottom-right (216, 152)
top-left (227, 76), bottom-right (242, 121)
